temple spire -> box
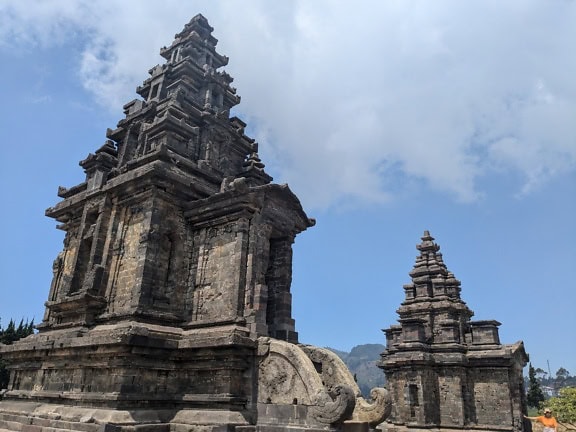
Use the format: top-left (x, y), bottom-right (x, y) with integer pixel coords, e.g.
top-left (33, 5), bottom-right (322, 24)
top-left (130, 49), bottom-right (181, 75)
top-left (406, 230), bottom-right (464, 301)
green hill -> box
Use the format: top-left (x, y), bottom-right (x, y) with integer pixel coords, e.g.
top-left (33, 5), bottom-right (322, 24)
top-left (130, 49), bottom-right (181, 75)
top-left (327, 344), bottom-right (386, 397)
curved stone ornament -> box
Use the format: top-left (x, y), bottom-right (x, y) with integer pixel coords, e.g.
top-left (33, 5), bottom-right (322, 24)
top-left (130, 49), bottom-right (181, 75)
top-left (258, 338), bottom-right (325, 405)
top-left (310, 384), bottom-right (356, 425)
top-left (352, 387), bottom-right (392, 427)
top-left (299, 344), bottom-right (391, 427)
top-left (299, 344), bottom-right (361, 396)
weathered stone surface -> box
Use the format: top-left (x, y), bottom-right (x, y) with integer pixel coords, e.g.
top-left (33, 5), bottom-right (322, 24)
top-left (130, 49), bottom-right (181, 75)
top-left (299, 345), bottom-right (391, 427)
top-left (310, 385), bottom-right (356, 426)
top-left (255, 339), bottom-right (355, 427)
top-left (351, 388), bottom-right (392, 428)
top-left (379, 231), bottom-right (528, 432)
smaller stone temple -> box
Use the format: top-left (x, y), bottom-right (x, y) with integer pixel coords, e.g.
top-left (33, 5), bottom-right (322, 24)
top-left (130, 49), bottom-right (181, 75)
top-left (380, 231), bottom-right (528, 432)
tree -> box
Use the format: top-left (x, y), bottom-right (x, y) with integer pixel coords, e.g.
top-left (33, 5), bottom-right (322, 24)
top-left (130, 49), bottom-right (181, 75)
top-left (546, 387), bottom-right (576, 423)
top-left (527, 363), bottom-right (546, 408)
top-left (0, 319), bottom-right (34, 346)
top-left (0, 319), bottom-right (16, 345)
top-left (534, 367), bottom-right (549, 385)
top-left (0, 318), bottom-right (35, 389)
top-left (555, 367), bottom-right (570, 387)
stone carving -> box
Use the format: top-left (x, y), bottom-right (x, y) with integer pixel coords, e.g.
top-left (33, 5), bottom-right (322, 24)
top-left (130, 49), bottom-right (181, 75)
top-left (220, 176), bottom-right (249, 193)
top-left (257, 338), bottom-right (368, 427)
top-left (352, 387), bottom-right (392, 427)
top-left (310, 385), bottom-right (356, 425)
top-left (299, 344), bottom-right (391, 427)
top-left (300, 345), bottom-right (360, 395)
top-left (258, 338), bottom-right (324, 405)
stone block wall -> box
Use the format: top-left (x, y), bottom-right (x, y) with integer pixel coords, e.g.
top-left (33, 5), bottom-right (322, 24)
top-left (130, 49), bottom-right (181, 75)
top-left (437, 368), bottom-right (466, 427)
top-left (471, 368), bottom-right (514, 426)
top-left (3, 324), bottom-right (256, 411)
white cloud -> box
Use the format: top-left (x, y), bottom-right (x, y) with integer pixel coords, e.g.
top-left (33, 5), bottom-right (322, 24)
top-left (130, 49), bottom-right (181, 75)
top-left (2, 0), bottom-right (575, 210)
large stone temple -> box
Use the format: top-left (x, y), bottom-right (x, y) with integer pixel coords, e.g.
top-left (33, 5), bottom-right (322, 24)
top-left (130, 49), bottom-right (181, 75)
top-left (0, 14), bottom-right (390, 432)
top-left (379, 231), bottom-right (528, 432)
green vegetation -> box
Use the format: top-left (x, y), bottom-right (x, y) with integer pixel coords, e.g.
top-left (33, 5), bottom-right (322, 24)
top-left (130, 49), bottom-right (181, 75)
top-left (525, 363), bottom-right (576, 423)
top-left (531, 366), bottom-right (576, 388)
top-left (545, 387), bottom-right (576, 423)
top-left (527, 363), bottom-right (546, 408)
top-left (0, 318), bottom-right (35, 389)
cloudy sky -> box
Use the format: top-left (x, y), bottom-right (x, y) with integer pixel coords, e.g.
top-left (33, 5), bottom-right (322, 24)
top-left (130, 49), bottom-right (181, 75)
top-left (1, 1), bottom-right (575, 375)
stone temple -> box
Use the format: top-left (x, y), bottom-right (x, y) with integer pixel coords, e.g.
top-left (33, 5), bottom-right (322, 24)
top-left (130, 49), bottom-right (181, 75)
top-left (379, 231), bottom-right (528, 432)
top-left (0, 14), bottom-right (390, 432)
top-left (0, 14), bottom-right (528, 432)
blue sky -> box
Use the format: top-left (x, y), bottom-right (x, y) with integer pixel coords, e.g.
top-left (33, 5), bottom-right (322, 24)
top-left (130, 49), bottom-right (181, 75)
top-left (1, 1), bottom-right (575, 377)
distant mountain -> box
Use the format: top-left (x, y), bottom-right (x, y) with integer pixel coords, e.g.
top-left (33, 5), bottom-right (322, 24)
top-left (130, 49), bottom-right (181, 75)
top-left (327, 344), bottom-right (386, 397)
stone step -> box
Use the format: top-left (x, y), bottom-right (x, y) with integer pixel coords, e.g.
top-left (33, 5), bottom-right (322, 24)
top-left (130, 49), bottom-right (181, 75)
top-left (0, 417), bottom-right (23, 431)
top-left (0, 413), bottom-right (104, 432)
top-left (0, 414), bottom-right (170, 432)
top-left (0, 426), bottom-right (96, 432)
